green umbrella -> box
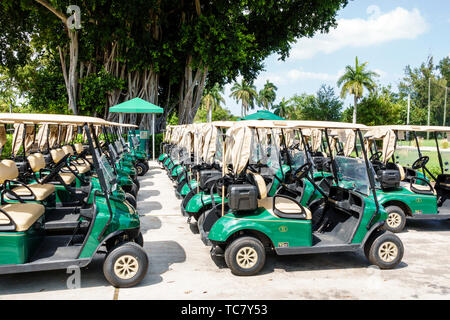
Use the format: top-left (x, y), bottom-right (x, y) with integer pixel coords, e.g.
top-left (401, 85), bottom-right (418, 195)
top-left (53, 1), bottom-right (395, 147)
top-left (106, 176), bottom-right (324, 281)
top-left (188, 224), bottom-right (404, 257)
top-left (238, 110), bottom-right (285, 121)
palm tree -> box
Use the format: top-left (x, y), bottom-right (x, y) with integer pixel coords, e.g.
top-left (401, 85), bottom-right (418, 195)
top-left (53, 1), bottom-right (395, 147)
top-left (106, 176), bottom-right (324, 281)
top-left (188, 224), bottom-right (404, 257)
top-left (273, 98), bottom-right (291, 118)
top-left (201, 83), bottom-right (225, 122)
top-left (337, 56), bottom-right (378, 123)
top-left (258, 80), bottom-right (278, 110)
top-left (230, 79), bottom-right (258, 117)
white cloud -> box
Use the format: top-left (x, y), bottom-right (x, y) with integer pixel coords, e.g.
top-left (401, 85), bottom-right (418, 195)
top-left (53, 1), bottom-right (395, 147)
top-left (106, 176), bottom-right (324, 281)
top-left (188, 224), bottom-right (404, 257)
top-left (290, 6), bottom-right (429, 60)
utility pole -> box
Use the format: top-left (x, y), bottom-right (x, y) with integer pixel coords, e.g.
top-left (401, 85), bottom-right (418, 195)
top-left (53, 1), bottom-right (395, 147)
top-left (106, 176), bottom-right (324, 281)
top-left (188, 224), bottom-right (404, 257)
top-left (444, 86), bottom-right (448, 126)
top-left (427, 77), bottom-right (431, 139)
top-left (407, 94), bottom-right (410, 140)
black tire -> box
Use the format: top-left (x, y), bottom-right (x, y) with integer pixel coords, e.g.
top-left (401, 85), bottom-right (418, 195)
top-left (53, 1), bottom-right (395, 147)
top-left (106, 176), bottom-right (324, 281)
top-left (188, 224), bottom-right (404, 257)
top-left (363, 229), bottom-right (384, 260)
top-left (134, 232), bottom-right (144, 247)
top-left (136, 162), bottom-right (147, 176)
top-left (384, 206), bottom-right (406, 233)
top-left (133, 177), bottom-right (140, 190)
top-left (125, 193), bottom-right (137, 209)
top-left (103, 242), bottom-right (149, 288)
top-left (224, 236), bottom-right (266, 276)
top-left (368, 232), bottom-right (404, 269)
top-left (197, 212), bottom-right (205, 231)
top-left (122, 183), bottom-right (138, 198)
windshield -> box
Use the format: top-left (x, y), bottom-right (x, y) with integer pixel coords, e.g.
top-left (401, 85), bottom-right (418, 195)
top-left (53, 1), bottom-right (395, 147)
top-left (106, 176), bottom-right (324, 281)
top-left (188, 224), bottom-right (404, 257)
top-left (334, 156), bottom-right (375, 196)
top-left (97, 152), bottom-right (117, 193)
top-left (290, 149), bottom-right (306, 170)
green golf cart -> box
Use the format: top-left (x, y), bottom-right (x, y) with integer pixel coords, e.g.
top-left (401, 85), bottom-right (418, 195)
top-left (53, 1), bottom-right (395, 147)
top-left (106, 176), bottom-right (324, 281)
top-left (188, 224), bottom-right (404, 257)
top-left (207, 121), bottom-right (404, 276)
top-left (0, 115), bottom-right (148, 287)
top-left (363, 125), bottom-right (450, 232)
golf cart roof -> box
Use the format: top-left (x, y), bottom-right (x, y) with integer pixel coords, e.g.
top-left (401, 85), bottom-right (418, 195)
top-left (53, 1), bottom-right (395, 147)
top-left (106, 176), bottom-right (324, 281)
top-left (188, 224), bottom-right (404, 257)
top-left (0, 113), bottom-right (108, 125)
top-left (282, 120), bottom-right (368, 130)
top-left (104, 121), bottom-right (138, 128)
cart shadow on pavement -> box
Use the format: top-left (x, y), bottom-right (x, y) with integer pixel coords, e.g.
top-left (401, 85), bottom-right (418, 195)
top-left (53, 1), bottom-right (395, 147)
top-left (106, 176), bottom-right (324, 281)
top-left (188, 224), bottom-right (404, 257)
top-left (135, 240), bottom-right (187, 287)
top-left (138, 201), bottom-right (163, 213)
top-left (210, 251), bottom-right (408, 275)
top-left (139, 215), bottom-right (162, 231)
top-left (138, 189), bottom-right (161, 198)
top-left (0, 240), bottom-right (186, 295)
top-left (405, 219), bottom-right (450, 232)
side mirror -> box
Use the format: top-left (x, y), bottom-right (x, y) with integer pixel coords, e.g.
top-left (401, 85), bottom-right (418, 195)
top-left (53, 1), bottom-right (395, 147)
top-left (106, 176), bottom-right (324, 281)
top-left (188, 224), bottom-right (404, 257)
top-left (445, 161), bottom-right (449, 165)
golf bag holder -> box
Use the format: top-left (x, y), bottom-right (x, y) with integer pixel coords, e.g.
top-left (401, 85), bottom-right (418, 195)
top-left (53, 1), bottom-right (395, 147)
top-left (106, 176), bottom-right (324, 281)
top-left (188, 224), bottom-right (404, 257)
top-left (199, 170), bottom-right (222, 190)
top-left (377, 169), bottom-right (401, 190)
top-left (228, 184), bottom-right (258, 211)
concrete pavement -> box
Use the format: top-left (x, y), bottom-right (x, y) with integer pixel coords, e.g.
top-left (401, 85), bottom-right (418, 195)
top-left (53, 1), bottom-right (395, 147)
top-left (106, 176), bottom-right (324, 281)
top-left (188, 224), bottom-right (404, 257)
top-left (1, 161), bottom-right (450, 299)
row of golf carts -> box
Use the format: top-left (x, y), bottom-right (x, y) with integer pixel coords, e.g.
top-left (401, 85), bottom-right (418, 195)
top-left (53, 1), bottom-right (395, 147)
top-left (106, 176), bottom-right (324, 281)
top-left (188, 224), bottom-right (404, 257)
top-left (0, 113), bottom-right (151, 287)
top-left (159, 120), bottom-right (450, 276)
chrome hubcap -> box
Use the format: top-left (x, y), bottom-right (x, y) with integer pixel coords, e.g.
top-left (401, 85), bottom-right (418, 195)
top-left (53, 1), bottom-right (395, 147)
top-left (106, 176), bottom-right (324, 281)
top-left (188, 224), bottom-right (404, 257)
top-left (387, 212), bottom-right (402, 229)
top-left (236, 247), bottom-right (258, 269)
top-left (114, 255), bottom-right (139, 280)
top-left (378, 241), bottom-right (398, 263)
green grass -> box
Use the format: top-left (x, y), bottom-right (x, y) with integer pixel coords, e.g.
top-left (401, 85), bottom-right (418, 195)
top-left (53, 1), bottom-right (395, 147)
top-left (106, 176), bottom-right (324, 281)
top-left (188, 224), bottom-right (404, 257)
top-left (397, 139), bottom-right (450, 149)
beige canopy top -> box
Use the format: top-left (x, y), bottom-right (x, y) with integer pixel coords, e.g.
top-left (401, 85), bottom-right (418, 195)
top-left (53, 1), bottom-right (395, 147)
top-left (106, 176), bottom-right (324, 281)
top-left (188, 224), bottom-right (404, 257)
top-left (364, 127), bottom-right (397, 163)
top-left (374, 124), bottom-right (450, 133)
top-left (104, 121), bottom-right (138, 128)
top-left (0, 113), bottom-right (108, 125)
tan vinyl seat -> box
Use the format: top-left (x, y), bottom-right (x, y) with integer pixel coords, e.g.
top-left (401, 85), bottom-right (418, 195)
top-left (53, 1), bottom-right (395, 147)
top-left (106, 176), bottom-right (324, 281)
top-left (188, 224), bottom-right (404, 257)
top-left (58, 146), bottom-right (91, 173)
top-left (247, 171), bottom-right (267, 199)
top-left (28, 152), bottom-right (75, 185)
top-left (0, 159), bottom-right (55, 201)
top-left (396, 164), bottom-right (406, 181)
top-left (248, 171), bottom-right (312, 220)
top-left (258, 196), bottom-right (312, 220)
top-left (403, 183), bottom-right (437, 195)
top-left (0, 203), bottom-right (45, 232)
top-left (8, 184), bottom-right (55, 201)
top-left (74, 143), bottom-right (84, 154)
top-left (59, 172), bottom-right (76, 185)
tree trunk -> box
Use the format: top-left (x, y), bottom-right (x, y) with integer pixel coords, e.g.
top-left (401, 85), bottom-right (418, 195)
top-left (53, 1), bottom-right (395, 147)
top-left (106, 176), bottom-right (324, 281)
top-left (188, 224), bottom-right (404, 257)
top-left (178, 55), bottom-right (208, 124)
top-left (353, 95), bottom-right (358, 124)
top-left (208, 107), bottom-right (212, 122)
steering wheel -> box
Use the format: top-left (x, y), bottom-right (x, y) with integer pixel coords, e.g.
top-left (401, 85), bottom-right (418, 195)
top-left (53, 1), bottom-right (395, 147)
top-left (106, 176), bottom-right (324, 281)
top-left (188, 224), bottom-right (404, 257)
top-left (412, 156), bottom-right (429, 170)
top-left (293, 163), bottom-right (313, 180)
top-left (369, 151), bottom-right (383, 162)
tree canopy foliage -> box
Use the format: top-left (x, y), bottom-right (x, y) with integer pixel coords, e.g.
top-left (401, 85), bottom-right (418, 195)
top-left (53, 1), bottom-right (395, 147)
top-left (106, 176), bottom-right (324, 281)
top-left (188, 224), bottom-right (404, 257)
top-left (0, 0), bottom-right (348, 129)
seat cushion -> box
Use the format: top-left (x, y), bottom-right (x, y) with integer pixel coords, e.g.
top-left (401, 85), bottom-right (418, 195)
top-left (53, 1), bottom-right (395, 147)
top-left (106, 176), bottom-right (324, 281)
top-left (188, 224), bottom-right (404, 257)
top-left (258, 197), bottom-right (312, 219)
top-left (27, 153), bottom-right (47, 173)
top-left (9, 184), bottom-right (55, 201)
top-left (403, 183), bottom-right (436, 195)
top-left (0, 160), bottom-right (19, 183)
top-left (59, 172), bottom-right (76, 185)
top-left (62, 145), bottom-right (75, 155)
top-left (0, 203), bottom-right (45, 232)
top-left (74, 164), bottom-right (90, 174)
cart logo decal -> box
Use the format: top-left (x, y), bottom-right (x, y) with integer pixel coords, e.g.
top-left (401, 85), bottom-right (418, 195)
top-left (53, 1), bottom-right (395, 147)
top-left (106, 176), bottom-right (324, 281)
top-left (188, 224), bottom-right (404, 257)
top-left (278, 242), bottom-right (289, 247)
top-left (278, 226), bottom-right (288, 232)
top-left (415, 198), bottom-right (422, 203)
top-left (415, 210), bottom-right (423, 214)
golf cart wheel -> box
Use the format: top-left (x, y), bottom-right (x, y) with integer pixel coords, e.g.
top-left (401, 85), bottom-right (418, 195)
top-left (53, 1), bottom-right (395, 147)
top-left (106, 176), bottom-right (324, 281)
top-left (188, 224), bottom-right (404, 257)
top-left (197, 212), bottom-right (205, 230)
top-left (225, 236), bottom-right (266, 276)
top-left (384, 206), bottom-right (406, 233)
top-left (125, 193), bottom-right (137, 208)
top-left (103, 242), bottom-right (148, 288)
top-left (133, 177), bottom-right (140, 190)
top-left (136, 162), bottom-right (147, 176)
top-left (123, 183), bottom-right (138, 198)
top-left (368, 232), bottom-right (404, 269)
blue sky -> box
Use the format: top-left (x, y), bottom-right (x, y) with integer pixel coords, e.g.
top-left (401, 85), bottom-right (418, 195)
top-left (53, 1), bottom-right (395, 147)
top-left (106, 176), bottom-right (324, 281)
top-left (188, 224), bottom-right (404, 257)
top-left (223, 0), bottom-right (450, 116)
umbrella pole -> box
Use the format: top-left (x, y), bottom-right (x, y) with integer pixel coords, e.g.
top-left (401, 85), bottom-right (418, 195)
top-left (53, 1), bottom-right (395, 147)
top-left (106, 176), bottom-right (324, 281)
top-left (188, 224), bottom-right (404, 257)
top-left (152, 113), bottom-right (155, 161)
